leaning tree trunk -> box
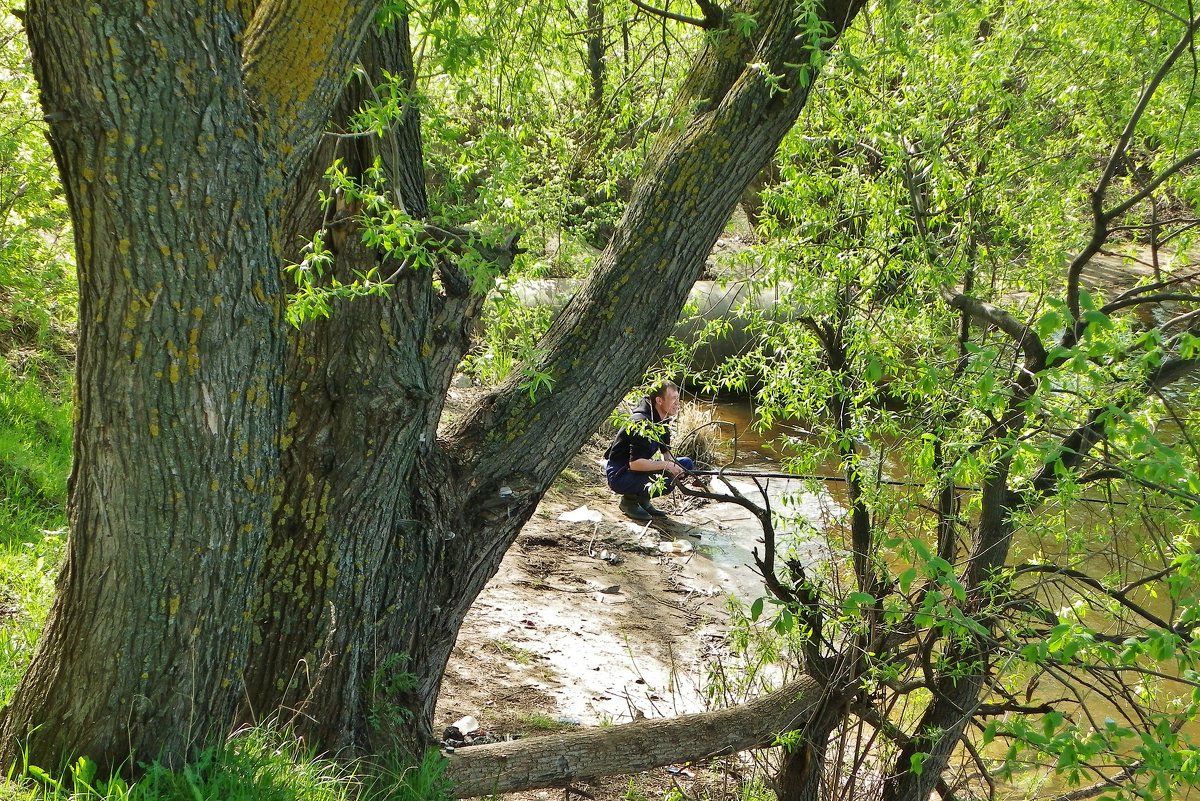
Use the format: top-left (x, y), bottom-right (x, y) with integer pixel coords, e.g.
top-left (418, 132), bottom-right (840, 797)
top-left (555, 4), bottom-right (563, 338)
top-left (0, 0), bottom-right (381, 772)
top-left (237, 19), bottom-right (482, 749)
top-left (239, 0), bottom-right (868, 755)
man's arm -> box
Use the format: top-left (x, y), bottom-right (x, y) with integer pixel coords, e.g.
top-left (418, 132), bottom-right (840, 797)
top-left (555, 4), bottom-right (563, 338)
top-left (629, 456), bottom-right (686, 477)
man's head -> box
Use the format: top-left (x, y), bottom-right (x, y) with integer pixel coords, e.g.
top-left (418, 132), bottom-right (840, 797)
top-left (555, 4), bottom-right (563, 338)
top-left (650, 381), bottom-right (681, 420)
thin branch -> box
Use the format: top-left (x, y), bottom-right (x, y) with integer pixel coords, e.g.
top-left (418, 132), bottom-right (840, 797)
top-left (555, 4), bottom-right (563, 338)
top-left (1133, 0), bottom-right (1189, 24)
top-left (1067, 14), bottom-right (1200, 321)
top-left (1104, 147), bottom-right (1200, 221)
top-left (1159, 218), bottom-right (1200, 245)
top-left (1094, 16), bottom-right (1200, 216)
top-left (1106, 215), bottom-right (1200, 233)
top-left (1041, 763), bottom-right (1143, 801)
top-left (628, 0), bottom-right (712, 28)
top-left (1013, 564), bottom-right (1174, 631)
top-left (1100, 292), bottom-right (1200, 316)
top-left (961, 737), bottom-right (997, 801)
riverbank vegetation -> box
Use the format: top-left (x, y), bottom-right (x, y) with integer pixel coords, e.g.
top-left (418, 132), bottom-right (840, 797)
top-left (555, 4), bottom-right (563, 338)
top-left (684, 3), bottom-right (1200, 800)
top-left (2, 0), bottom-right (1200, 800)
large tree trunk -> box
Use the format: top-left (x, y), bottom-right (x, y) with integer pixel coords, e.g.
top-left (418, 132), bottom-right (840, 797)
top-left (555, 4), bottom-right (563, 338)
top-left (2, 0), bottom-right (865, 774)
top-left (0, 2), bottom-right (284, 768)
top-left (0, 0), bottom-right (380, 771)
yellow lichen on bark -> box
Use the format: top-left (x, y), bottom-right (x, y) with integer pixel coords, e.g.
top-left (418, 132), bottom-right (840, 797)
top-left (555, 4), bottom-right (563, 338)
top-left (240, 0), bottom-right (376, 172)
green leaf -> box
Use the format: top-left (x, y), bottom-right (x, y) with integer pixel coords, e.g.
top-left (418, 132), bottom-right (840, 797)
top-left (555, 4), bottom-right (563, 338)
top-left (846, 590), bottom-right (876, 608)
top-left (751, 596), bottom-right (765, 621)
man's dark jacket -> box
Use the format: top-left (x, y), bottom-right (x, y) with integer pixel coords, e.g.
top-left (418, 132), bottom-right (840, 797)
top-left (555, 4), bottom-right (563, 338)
top-left (605, 397), bottom-right (671, 472)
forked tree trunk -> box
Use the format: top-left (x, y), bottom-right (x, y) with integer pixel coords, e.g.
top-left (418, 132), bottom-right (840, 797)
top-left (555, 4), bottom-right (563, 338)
top-left (2, 0), bottom-right (866, 774)
top-left (237, 20), bottom-right (485, 748)
top-left (248, 0), bottom-right (866, 757)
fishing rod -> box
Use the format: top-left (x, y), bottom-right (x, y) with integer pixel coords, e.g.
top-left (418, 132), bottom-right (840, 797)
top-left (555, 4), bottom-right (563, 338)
top-left (687, 467), bottom-right (935, 487)
top-left (670, 404), bottom-right (1181, 508)
top-left (679, 466), bottom-right (1171, 508)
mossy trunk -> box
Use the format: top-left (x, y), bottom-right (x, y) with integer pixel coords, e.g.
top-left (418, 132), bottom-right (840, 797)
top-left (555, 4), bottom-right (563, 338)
top-left (0, 2), bottom-right (285, 769)
top-left (0, 0), bottom-right (379, 771)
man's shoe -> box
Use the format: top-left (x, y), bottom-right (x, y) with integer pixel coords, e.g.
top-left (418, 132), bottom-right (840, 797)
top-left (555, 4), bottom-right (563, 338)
top-left (619, 494), bottom-right (653, 521)
top-left (639, 493), bottom-right (669, 518)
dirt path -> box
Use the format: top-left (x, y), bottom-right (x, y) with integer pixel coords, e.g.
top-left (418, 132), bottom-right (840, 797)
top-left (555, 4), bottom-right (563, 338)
top-left (435, 451), bottom-right (766, 747)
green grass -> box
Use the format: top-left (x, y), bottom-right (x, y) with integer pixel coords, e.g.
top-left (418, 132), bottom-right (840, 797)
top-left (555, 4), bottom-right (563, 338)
top-left (0, 728), bottom-right (452, 801)
top-left (491, 639), bottom-right (536, 664)
top-left (517, 712), bottom-right (575, 732)
top-left (0, 363), bottom-right (71, 537)
top-left (0, 361), bottom-right (71, 707)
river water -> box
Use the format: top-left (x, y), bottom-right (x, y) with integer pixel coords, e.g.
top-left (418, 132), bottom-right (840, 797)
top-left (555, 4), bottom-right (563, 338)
top-left (669, 399), bottom-right (846, 605)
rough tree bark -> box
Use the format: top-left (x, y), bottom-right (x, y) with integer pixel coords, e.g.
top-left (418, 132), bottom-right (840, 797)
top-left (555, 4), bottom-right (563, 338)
top-left (0, 0), bottom-right (379, 767)
top-left (1, 0), bottom-right (864, 775)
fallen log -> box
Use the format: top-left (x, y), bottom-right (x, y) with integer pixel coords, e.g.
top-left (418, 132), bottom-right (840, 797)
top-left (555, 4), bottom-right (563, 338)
top-left (443, 674), bottom-right (826, 797)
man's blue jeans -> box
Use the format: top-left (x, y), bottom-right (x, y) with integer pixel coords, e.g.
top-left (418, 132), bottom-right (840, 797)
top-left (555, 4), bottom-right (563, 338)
top-left (605, 457), bottom-right (695, 497)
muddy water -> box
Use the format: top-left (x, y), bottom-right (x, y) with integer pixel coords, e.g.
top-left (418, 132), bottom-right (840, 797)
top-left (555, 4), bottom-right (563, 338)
top-left (675, 399), bottom-right (847, 605)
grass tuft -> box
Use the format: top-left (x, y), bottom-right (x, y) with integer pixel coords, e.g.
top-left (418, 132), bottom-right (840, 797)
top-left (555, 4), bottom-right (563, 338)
top-left (0, 729), bottom-right (453, 801)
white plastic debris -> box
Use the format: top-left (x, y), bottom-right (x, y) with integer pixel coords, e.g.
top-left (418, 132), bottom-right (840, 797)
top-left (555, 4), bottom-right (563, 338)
top-left (558, 505), bottom-right (603, 523)
top-left (657, 540), bottom-right (694, 555)
top-left (452, 715), bottom-right (480, 735)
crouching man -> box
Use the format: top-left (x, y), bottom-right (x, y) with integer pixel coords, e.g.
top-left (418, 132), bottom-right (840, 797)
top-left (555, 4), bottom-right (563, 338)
top-left (604, 382), bottom-right (694, 521)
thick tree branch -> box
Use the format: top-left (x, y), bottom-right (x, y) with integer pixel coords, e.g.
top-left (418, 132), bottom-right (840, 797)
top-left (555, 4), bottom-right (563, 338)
top-left (443, 675), bottom-right (827, 797)
top-left (242, 0), bottom-right (382, 178)
top-left (939, 286), bottom-right (1047, 373)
